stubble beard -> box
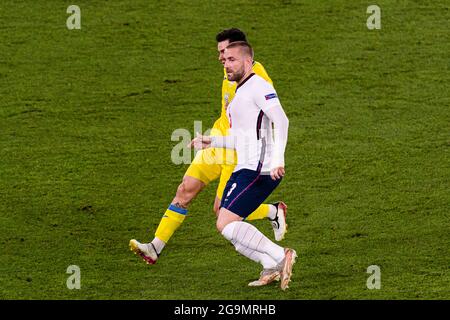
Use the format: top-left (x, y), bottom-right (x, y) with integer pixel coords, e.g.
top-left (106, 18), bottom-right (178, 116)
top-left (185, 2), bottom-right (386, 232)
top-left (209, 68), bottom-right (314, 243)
top-left (227, 67), bottom-right (245, 82)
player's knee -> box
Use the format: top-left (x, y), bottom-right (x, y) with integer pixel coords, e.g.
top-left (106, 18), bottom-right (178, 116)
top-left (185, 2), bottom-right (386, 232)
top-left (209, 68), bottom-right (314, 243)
top-left (216, 219), bottom-right (225, 233)
top-left (216, 216), bottom-right (228, 233)
top-left (216, 210), bottom-right (233, 233)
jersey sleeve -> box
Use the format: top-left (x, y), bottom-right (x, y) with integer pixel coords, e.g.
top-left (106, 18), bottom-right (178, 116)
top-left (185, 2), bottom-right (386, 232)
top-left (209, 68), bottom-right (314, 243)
top-left (253, 78), bottom-right (289, 170)
top-left (264, 105), bottom-right (289, 169)
top-left (253, 80), bottom-right (281, 113)
top-left (210, 135), bottom-right (236, 149)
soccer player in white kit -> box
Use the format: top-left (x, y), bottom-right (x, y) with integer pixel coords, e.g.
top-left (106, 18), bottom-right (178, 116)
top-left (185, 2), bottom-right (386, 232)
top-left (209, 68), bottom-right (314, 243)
top-left (190, 41), bottom-right (297, 290)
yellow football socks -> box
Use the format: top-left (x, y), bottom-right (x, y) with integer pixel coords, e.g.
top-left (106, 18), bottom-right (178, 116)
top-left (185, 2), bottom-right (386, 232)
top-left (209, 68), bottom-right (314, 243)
top-left (246, 203), bottom-right (270, 221)
top-left (154, 205), bottom-right (187, 243)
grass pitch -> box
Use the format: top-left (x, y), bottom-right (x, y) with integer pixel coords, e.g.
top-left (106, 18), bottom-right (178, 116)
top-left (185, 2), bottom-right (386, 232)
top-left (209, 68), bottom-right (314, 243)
top-left (0, 0), bottom-right (449, 299)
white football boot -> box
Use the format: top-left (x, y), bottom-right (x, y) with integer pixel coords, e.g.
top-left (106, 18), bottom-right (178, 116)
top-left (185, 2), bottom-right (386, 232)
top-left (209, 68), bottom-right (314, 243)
top-left (129, 239), bottom-right (159, 265)
top-left (279, 248), bottom-right (298, 291)
top-left (269, 202), bottom-right (288, 241)
top-left (248, 268), bottom-right (281, 287)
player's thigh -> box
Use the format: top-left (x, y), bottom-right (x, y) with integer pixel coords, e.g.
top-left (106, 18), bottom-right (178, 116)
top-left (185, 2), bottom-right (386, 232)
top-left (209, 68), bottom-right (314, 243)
top-left (185, 148), bottom-right (222, 185)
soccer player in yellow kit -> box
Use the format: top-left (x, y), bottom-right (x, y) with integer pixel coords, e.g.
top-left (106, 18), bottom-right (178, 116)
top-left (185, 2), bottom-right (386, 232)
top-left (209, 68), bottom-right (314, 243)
top-left (130, 30), bottom-right (288, 285)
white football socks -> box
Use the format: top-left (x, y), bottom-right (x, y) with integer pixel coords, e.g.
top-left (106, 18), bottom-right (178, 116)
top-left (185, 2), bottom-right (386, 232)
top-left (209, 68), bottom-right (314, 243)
top-left (234, 242), bottom-right (279, 269)
top-left (222, 221), bottom-right (285, 265)
top-left (267, 204), bottom-right (278, 220)
top-left (151, 237), bottom-right (166, 255)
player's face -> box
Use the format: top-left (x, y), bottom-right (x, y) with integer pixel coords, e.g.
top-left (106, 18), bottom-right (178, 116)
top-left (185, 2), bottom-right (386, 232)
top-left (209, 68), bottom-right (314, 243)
top-left (224, 47), bottom-right (246, 82)
top-left (217, 40), bottom-right (230, 65)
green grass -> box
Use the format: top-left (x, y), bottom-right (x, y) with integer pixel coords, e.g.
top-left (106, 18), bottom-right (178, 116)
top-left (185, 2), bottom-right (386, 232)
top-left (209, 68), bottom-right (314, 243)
top-left (0, 0), bottom-right (449, 299)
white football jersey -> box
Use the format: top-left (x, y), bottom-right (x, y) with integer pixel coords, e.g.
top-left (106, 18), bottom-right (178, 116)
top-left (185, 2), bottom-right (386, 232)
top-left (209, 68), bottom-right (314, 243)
top-left (226, 73), bottom-right (286, 173)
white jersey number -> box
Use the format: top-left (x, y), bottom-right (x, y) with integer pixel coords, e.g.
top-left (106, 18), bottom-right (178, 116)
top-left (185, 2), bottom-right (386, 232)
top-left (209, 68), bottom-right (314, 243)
top-left (226, 183), bottom-right (237, 197)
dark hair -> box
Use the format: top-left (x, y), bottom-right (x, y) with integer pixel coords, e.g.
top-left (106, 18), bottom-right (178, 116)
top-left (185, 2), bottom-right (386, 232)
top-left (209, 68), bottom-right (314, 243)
top-left (226, 41), bottom-right (254, 58)
top-left (216, 28), bottom-right (247, 43)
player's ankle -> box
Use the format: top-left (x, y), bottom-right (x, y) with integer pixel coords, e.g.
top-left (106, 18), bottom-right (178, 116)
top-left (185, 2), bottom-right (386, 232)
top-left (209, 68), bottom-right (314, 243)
top-left (267, 204), bottom-right (278, 220)
top-left (151, 237), bottom-right (166, 255)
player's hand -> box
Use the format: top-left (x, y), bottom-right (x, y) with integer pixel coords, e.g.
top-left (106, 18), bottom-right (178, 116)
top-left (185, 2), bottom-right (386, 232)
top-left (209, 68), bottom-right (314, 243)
top-left (188, 132), bottom-right (212, 150)
top-left (270, 167), bottom-right (285, 180)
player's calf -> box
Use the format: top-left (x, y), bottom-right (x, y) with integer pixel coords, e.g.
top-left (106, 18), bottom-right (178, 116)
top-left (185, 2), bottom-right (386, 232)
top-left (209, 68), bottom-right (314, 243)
top-left (173, 175), bottom-right (205, 208)
top-left (143, 176), bottom-right (205, 261)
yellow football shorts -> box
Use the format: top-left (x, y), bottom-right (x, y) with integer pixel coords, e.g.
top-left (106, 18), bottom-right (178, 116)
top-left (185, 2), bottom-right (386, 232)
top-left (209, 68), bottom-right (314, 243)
top-left (185, 146), bottom-right (237, 199)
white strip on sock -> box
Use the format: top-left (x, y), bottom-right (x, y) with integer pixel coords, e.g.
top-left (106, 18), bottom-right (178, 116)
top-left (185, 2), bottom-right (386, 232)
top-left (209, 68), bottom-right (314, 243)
top-left (151, 237), bottom-right (166, 254)
top-left (222, 221), bottom-right (285, 264)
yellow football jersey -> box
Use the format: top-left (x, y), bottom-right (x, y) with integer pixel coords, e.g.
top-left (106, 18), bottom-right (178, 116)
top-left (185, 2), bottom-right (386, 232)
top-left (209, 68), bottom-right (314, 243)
top-left (212, 61), bottom-right (273, 135)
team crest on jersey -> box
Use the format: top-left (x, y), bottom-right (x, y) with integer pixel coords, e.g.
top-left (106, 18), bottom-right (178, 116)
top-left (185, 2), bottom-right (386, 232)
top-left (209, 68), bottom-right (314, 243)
top-left (224, 93), bottom-right (230, 109)
top-left (265, 93), bottom-right (278, 100)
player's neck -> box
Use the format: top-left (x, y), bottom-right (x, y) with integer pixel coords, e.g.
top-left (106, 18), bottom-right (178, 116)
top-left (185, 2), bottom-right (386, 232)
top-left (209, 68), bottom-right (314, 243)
top-left (236, 68), bottom-right (255, 87)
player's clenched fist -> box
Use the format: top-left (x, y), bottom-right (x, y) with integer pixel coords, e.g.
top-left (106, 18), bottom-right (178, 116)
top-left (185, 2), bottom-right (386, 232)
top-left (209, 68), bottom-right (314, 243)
top-left (270, 167), bottom-right (285, 180)
top-left (188, 132), bottom-right (212, 150)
